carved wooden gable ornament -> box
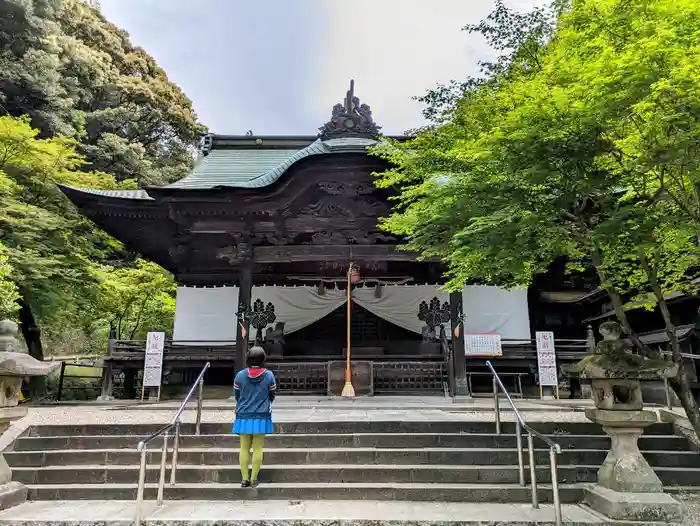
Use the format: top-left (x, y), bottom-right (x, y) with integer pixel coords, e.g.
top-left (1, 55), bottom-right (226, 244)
top-left (318, 80), bottom-right (382, 140)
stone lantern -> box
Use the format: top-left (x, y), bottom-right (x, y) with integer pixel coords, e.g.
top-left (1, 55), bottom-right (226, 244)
top-left (0, 320), bottom-right (59, 509)
top-left (564, 321), bottom-right (684, 522)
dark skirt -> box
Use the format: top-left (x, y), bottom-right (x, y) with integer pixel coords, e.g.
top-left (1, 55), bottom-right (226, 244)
top-left (232, 417), bottom-right (274, 435)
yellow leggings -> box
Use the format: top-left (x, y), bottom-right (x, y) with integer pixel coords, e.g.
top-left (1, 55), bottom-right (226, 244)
top-left (239, 434), bottom-right (265, 482)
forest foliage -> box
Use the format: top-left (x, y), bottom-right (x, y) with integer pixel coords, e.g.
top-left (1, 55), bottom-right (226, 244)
top-left (374, 0), bottom-right (700, 435)
top-left (0, 0), bottom-right (204, 359)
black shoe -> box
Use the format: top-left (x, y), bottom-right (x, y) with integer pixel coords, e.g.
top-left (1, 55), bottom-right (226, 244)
top-left (241, 480), bottom-right (251, 488)
top-left (251, 480), bottom-right (259, 488)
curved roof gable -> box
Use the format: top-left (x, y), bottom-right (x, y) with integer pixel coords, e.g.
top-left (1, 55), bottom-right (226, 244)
top-left (168, 137), bottom-right (378, 190)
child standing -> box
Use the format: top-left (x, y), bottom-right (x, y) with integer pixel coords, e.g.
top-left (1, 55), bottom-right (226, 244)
top-left (232, 346), bottom-right (276, 488)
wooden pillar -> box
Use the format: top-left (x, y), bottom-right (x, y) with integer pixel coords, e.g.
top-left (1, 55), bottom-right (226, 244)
top-left (450, 291), bottom-right (470, 397)
top-left (235, 262), bottom-right (253, 370)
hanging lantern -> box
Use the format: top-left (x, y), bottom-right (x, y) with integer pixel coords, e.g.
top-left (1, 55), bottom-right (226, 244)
top-left (349, 264), bottom-right (362, 284)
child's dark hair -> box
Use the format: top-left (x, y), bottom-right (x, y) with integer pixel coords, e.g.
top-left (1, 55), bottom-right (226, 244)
top-left (246, 346), bottom-right (267, 367)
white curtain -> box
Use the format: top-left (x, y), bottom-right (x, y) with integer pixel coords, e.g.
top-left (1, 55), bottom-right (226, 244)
top-left (462, 285), bottom-right (531, 341)
top-left (353, 285), bottom-right (448, 334)
top-left (173, 286), bottom-right (239, 344)
top-left (171, 284), bottom-right (531, 344)
top-left (251, 285), bottom-right (346, 334)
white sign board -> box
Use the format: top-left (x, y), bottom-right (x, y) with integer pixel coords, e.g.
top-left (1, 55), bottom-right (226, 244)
top-left (464, 333), bottom-right (503, 357)
top-left (536, 331), bottom-right (558, 387)
top-left (142, 332), bottom-right (165, 388)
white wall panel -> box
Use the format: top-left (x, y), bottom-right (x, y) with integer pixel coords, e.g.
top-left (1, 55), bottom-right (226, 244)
top-left (461, 285), bottom-right (531, 341)
top-left (173, 286), bottom-right (239, 344)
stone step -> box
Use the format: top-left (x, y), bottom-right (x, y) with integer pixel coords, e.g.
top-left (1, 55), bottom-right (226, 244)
top-left (10, 432), bottom-right (689, 452)
top-left (0, 499), bottom-right (622, 526)
top-left (25, 481), bottom-right (586, 503)
top-left (8, 447), bottom-right (699, 469)
top-left (24, 421), bottom-right (676, 437)
top-left (11, 463), bottom-right (700, 486)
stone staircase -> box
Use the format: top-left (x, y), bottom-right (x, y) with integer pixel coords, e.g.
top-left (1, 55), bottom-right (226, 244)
top-left (4, 420), bottom-right (700, 503)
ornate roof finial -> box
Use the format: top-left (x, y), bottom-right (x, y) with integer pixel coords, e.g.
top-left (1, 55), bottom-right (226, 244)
top-left (318, 79), bottom-right (382, 140)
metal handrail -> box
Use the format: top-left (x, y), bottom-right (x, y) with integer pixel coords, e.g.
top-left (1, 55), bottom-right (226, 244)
top-left (486, 360), bottom-right (562, 526)
top-left (134, 361), bottom-right (210, 526)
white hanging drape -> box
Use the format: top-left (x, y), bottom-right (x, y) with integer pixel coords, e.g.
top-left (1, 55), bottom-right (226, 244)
top-left (171, 284), bottom-right (531, 344)
top-left (352, 285), bottom-right (448, 334)
top-left (251, 285), bottom-right (347, 334)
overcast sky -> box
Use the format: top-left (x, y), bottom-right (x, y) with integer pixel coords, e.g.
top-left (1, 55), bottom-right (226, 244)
top-left (100, 0), bottom-right (547, 136)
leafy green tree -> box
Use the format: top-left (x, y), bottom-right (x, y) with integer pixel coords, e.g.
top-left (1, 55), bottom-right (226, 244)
top-left (87, 260), bottom-right (176, 341)
top-left (0, 115), bottom-right (127, 360)
top-left (0, 0), bottom-right (205, 186)
top-left (0, 0), bottom-right (197, 369)
top-left (374, 0), bottom-right (700, 436)
top-left (0, 247), bottom-right (18, 319)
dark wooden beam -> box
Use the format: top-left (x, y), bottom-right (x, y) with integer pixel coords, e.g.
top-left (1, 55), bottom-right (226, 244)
top-left (450, 291), bottom-right (470, 397)
top-left (252, 245), bottom-right (431, 263)
top-left (189, 218), bottom-right (383, 234)
top-left (236, 262), bottom-right (253, 370)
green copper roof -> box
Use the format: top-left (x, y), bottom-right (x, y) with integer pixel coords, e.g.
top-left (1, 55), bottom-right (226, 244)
top-left (165, 148), bottom-right (304, 190)
top-left (61, 187), bottom-right (153, 200)
top-left (62, 137), bottom-right (379, 200)
top-left (166, 137), bottom-right (377, 190)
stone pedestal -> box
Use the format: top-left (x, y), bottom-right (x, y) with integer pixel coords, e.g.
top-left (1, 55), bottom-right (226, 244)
top-left (0, 407), bottom-right (27, 510)
top-left (0, 320), bottom-right (59, 510)
top-left (97, 360), bottom-right (114, 401)
top-left (584, 408), bottom-right (684, 521)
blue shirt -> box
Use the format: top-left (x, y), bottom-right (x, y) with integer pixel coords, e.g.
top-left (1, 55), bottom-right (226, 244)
top-left (233, 367), bottom-right (276, 420)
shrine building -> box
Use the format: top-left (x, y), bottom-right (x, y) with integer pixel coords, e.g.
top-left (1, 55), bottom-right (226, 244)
top-left (60, 81), bottom-right (593, 398)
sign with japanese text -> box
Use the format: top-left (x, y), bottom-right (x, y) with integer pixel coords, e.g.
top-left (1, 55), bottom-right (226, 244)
top-left (536, 331), bottom-right (558, 387)
top-left (142, 332), bottom-right (165, 388)
top-left (464, 333), bottom-right (503, 357)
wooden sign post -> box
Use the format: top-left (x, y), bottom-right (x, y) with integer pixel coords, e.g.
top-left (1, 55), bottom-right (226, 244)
top-left (142, 332), bottom-right (165, 402)
top-left (535, 331), bottom-right (559, 399)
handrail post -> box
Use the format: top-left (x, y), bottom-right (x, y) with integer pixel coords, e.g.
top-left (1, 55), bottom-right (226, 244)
top-left (516, 423), bottom-right (525, 486)
top-left (169, 421), bottom-right (180, 486)
top-left (156, 432), bottom-right (169, 505)
top-left (135, 443), bottom-right (147, 526)
top-left (550, 447), bottom-right (562, 526)
top-left (528, 432), bottom-right (539, 509)
top-left (196, 377), bottom-right (204, 436)
top-left (493, 376), bottom-right (501, 435)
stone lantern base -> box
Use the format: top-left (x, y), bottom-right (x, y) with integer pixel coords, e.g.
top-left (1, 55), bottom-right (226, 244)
top-left (585, 484), bottom-right (683, 522)
top-left (584, 408), bottom-right (684, 522)
top-left (0, 406), bottom-right (29, 510)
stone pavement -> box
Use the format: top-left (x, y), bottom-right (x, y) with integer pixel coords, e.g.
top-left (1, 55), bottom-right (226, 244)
top-left (0, 499), bottom-right (660, 525)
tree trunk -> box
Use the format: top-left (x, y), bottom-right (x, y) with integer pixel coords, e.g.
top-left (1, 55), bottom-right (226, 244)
top-left (591, 250), bottom-right (657, 358)
top-left (640, 251), bottom-right (700, 440)
top-left (17, 298), bottom-right (46, 398)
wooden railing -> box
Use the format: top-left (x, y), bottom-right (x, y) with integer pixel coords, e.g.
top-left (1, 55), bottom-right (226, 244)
top-left (110, 340), bottom-right (236, 362)
top-left (102, 335), bottom-right (593, 398)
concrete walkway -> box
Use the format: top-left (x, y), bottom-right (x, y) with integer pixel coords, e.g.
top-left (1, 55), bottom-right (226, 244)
top-left (0, 499), bottom-right (653, 525)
